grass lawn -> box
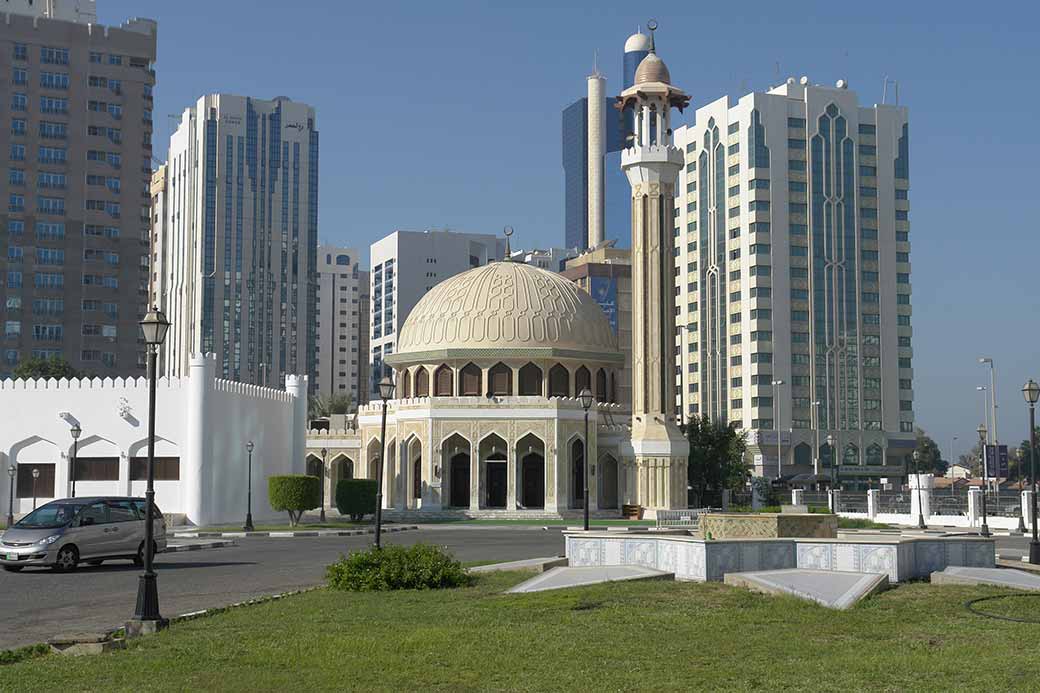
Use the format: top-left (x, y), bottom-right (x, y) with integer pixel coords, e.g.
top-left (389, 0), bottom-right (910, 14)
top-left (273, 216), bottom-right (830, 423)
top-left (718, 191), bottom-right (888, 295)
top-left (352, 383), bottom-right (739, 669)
top-left (7, 572), bottom-right (1040, 691)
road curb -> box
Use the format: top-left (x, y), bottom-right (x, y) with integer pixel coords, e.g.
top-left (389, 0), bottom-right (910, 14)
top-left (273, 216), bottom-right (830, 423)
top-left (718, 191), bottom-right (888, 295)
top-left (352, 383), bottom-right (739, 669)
top-left (164, 539), bottom-right (236, 553)
top-left (171, 525), bottom-right (419, 539)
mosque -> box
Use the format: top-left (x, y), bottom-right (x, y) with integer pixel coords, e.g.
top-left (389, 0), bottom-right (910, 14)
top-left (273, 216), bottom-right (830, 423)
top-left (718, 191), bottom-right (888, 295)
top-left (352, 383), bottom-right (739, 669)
top-left (306, 25), bottom-right (691, 518)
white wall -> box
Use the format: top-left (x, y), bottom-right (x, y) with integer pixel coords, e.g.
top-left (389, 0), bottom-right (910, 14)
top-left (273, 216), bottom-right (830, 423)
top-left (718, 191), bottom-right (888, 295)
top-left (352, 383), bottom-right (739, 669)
top-left (0, 354), bottom-right (306, 526)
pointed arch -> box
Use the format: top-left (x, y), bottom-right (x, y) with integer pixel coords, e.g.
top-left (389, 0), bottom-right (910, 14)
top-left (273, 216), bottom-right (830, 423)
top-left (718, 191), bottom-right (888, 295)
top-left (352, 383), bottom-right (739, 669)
top-left (434, 364), bottom-right (453, 396)
top-left (595, 368), bottom-right (608, 403)
top-left (575, 366), bottom-right (591, 396)
top-left (518, 362), bottom-right (542, 396)
top-left (489, 362), bottom-right (512, 396)
top-left (400, 369), bottom-right (412, 399)
top-left (414, 367), bottom-right (430, 397)
top-left (516, 432), bottom-right (546, 509)
top-left (866, 443), bottom-right (883, 466)
top-left (598, 453), bottom-right (619, 509)
top-left (548, 364), bottom-right (569, 398)
top-left (459, 362), bottom-right (481, 396)
top-left (793, 442), bottom-right (812, 466)
top-left (844, 443), bottom-right (860, 466)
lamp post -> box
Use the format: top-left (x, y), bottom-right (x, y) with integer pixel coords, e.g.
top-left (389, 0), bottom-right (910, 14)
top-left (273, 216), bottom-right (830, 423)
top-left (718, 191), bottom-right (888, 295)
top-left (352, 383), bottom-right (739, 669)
top-left (129, 306), bottom-right (171, 634)
top-left (69, 423), bottom-right (81, 498)
top-left (977, 386), bottom-right (990, 490)
top-left (811, 401), bottom-right (822, 481)
top-left (827, 433), bottom-right (836, 489)
top-left (374, 376), bottom-right (395, 549)
top-left (244, 441), bottom-right (255, 531)
top-left (950, 435), bottom-right (958, 498)
top-left (978, 423), bottom-right (990, 538)
top-left (319, 447), bottom-right (328, 523)
top-left (31, 468), bottom-right (39, 510)
top-left (579, 388), bottom-right (593, 531)
top-left (979, 357), bottom-right (998, 445)
top-left (1022, 378), bottom-right (1039, 563)
top-left (771, 379), bottom-right (784, 481)
top-left (912, 449), bottom-right (926, 529)
top-left (6, 465), bottom-right (15, 527)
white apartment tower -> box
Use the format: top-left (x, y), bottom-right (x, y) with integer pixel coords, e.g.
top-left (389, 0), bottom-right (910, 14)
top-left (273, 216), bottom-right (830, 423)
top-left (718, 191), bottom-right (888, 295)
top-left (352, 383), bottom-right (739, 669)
top-left (158, 95), bottom-right (318, 388)
top-left (315, 246), bottom-right (368, 403)
top-left (368, 230), bottom-right (506, 399)
top-left (673, 77), bottom-right (914, 486)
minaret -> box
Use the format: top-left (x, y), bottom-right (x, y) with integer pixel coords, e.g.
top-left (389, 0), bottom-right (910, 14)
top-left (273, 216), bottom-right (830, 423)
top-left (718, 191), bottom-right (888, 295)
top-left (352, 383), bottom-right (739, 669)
top-left (617, 21), bottom-right (691, 510)
top-left (586, 58), bottom-right (606, 249)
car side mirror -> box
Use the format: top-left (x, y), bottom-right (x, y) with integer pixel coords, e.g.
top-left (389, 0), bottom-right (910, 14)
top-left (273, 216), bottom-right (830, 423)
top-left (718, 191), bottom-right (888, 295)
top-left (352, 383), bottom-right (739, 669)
top-left (80, 517), bottom-right (95, 527)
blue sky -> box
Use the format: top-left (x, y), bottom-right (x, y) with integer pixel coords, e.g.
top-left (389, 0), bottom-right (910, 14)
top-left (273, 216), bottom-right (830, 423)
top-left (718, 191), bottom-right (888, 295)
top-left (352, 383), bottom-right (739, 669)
top-left (104, 0), bottom-right (1040, 462)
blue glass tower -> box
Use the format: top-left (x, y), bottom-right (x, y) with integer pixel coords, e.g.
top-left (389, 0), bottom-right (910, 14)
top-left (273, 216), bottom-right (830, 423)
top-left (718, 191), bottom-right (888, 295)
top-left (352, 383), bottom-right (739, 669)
top-left (562, 31), bottom-right (651, 251)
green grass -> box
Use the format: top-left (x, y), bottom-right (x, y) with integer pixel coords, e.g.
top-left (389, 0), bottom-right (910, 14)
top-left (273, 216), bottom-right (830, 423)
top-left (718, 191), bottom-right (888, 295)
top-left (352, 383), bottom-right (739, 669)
top-left (838, 517), bottom-right (894, 530)
top-left (7, 573), bottom-right (1040, 691)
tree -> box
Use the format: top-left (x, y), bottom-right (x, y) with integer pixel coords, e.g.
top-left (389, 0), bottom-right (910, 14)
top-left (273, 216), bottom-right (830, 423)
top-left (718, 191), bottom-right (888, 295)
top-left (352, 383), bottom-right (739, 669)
top-left (914, 428), bottom-right (948, 477)
top-left (1013, 427), bottom-right (1040, 482)
top-left (686, 415), bottom-right (749, 507)
top-left (13, 356), bottom-right (80, 380)
top-left (268, 475), bottom-right (321, 526)
top-left (308, 392), bottom-right (354, 419)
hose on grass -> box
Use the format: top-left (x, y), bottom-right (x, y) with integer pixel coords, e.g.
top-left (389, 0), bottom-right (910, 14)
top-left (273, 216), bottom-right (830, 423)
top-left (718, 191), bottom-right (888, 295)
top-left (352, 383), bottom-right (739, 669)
top-left (965, 593), bottom-right (1040, 623)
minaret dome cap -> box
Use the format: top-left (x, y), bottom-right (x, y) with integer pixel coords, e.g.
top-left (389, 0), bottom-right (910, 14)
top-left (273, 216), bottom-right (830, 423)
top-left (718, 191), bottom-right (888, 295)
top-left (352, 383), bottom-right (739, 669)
top-left (624, 32), bottom-right (651, 52)
top-left (634, 52), bottom-right (671, 85)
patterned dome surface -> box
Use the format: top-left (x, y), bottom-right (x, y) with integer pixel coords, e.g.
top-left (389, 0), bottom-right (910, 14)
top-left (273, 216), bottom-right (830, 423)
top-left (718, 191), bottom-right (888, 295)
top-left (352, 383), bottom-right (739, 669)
top-left (396, 261), bottom-right (617, 356)
top-left (634, 52), bottom-right (671, 85)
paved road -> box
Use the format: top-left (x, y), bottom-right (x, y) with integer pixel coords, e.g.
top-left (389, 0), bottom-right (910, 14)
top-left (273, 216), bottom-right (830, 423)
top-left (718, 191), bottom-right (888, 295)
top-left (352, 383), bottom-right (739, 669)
top-left (0, 526), bottom-right (565, 650)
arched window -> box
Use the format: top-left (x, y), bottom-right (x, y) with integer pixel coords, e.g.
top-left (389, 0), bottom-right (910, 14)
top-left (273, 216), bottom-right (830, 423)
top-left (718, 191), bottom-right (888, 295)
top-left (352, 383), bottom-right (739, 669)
top-left (820, 443), bottom-right (833, 467)
top-left (489, 362), bottom-right (512, 396)
top-left (336, 254), bottom-right (350, 266)
top-left (548, 364), bottom-right (569, 398)
top-left (460, 363), bottom-right (481, 396)
top-left (519, 363), bottom-right (542, 396)
top-left (414, 367), bottom-right (429, 397)
top-left (401, 369), bottom-right (412, 399)
top-left (844, 443), bottom-right (860, 466)
top-left (434, 365), bottom-right (453, 396)
top-left (575, 366), bottom-right (591, 396)
top-left (595, 368), bottom-right (608, 403)
top-left (866, 443), bottom-right (883, 466)
top-left (610, 371), bottom-right (618, 403)
top-left (794, 443), bottom-right (812, 466)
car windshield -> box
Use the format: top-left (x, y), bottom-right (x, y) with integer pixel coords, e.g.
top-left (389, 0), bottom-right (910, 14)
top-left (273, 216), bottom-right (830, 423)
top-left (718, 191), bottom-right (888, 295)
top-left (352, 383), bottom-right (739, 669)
top-left (14, 503), bottom-right (80, 529)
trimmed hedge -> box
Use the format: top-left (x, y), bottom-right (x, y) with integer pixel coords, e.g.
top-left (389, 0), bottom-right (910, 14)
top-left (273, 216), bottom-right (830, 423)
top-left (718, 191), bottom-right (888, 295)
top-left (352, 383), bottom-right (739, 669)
top-left (326, 543), bottom-right (472, 592)
top-left (268, 475), bottom-right (320, 526)
top-left (335, 479), bottom-right (377, 521)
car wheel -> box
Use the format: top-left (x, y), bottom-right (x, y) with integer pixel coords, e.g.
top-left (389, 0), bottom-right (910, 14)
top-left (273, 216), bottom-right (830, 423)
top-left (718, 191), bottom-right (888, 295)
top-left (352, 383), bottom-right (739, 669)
top-left (134, 541), bottom-right (157, 567)
top-left (2, 566), bottom-right (23, 572)
top-left (53, 545), bottom-right (79, 572)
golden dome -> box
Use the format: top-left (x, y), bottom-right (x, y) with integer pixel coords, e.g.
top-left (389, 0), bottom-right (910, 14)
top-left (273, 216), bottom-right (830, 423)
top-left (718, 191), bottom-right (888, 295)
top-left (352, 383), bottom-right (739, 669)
top-left (634, 52), bottom-right (671, 85)
top-left (393, 261), bottom-right (620, 362)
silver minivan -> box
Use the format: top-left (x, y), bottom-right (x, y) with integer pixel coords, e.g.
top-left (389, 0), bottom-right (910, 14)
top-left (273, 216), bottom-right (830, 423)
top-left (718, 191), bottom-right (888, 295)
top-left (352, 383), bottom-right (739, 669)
top-left (0, 497), bottom-right (167, 572)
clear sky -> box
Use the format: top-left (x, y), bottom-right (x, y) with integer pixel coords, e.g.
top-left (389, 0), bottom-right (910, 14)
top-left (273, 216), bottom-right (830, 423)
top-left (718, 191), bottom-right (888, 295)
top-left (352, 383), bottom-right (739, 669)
top-left (102, 0), bottom-right (1040, 463)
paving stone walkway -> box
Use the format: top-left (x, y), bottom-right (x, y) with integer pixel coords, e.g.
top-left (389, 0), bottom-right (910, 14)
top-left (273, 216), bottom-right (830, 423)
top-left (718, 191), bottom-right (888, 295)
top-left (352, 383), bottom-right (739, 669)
top-left (724, 569), bottom-right (889, 609)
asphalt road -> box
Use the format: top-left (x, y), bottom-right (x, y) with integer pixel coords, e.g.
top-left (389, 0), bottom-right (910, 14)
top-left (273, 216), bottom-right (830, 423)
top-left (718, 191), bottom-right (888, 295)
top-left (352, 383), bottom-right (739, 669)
top-left (0, 526), bottom-right (566, 650)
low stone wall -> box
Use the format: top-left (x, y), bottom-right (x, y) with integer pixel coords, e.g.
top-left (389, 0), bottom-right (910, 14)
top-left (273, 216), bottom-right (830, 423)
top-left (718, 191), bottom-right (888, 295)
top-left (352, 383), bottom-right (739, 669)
top-left (565, 532), bottom-right (995, 583)
top-left (700, 513), bottom-right (837, 539)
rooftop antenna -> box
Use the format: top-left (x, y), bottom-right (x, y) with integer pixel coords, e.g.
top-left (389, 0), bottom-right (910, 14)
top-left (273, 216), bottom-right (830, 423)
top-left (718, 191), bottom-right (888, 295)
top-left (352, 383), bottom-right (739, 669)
top-left (646, 19), bottom-right (658, 52)
top-left (882, 76), bottom-right (900, 105)
top-left (592, 49), bottom-right (601, 78)
top-left (503, 226), bottom-right (514, 260)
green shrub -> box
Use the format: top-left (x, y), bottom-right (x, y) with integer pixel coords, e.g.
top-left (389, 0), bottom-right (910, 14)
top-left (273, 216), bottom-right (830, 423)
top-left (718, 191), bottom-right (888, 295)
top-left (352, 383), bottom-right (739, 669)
top-left (326, 543), bottom-right (472, 591)
top-left (0, 642), bottom-right (50, 665)
top-left (268, 475), bottom-right (320, 526)
top-left (335, 479), bottom-right (377, 521)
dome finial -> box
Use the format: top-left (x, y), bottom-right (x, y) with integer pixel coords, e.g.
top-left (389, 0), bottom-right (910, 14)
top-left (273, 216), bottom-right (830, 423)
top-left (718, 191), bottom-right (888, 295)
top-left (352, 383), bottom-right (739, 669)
top-left (503, 226), bottom-right (514, 261)
top-left (647, 19), bottom-right (658, 53)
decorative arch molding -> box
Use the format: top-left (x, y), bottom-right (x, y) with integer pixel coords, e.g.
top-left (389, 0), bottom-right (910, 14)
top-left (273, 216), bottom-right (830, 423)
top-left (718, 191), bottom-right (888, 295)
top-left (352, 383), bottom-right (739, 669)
top-left (127, 436), bottom-right (179, 458)
top-left (8, 435), bottom-right (61, 462)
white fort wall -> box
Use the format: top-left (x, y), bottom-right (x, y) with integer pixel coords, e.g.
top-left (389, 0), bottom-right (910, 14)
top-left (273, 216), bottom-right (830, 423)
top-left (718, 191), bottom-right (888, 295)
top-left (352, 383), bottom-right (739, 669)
top-left (0, 354), bottom-right (306, 526)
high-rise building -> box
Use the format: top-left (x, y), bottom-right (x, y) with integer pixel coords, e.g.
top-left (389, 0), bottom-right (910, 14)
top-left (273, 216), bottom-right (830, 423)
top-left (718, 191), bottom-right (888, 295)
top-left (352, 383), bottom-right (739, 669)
top-left (561, 31), bottom-right (648, 252)
top-left (368, 230), bottom-right (506, 399)
top-left (158, 95), bottom-right (318, 389)
top-left (315, 246), bottom-right (368, 404)
top-left (0, 3), bottom-right (157, 377)
top-left (673, 77), bottom-right (914, 486)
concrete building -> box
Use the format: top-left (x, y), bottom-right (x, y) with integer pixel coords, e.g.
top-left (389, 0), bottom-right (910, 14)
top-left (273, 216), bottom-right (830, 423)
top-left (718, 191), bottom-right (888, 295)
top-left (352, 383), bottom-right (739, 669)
top-left (148, 164), bottom-right (167, 307)
top-left (672, 77), bottom-right (914, 486)
top-left (561, 31), bottom-right (647, 251)
top-left (0, 3), bottom-right (157, 377)
top-left (0, 354), bottom-right (307, 526)
top-left (157, 95), bottom-right (319, 390)
top-left (368, 229), bottom-right (505, 400)
top-left (315, 246), bottom-right (368, 403)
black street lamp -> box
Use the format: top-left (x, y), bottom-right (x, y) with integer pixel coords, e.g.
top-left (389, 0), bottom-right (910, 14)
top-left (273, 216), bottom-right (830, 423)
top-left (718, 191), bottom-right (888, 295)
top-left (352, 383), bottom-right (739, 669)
top-left (1022, 378), bottom-right (1040, 563)
top-left (69, 423), bottom-right (81, 498)
top-left (244, 441), bottom-right (255, 532)
top-left (6, 465), bottom-right (14, 527)
top-left (978, 423), bottom-right (990, 538)
top-left (579, 388), bottom-right (593, 531)
top-left (374, 376), bottom-right (395, 549)
top-left (826, 433), bottom-right (836, 491)
top-left (129, 306), bottom-right (171, 636)
top-left (319, 447), bottom-right (328, 523)
top-left (31, 468), bottom-right (39, 510)
top-left (913, 449), bottom-right (926, 529)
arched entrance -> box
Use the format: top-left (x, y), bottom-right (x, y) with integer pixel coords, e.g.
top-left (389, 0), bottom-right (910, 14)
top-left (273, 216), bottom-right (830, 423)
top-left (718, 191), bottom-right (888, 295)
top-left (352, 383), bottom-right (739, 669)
top-left (479, 434), bottom-right (508, 509)
top-left (570, 438), bottom-right (585, 509)
top-left (441, 434), bottom-right (471, 508)
top-left (517, 433), bottom-right (545, 509)
top-left (598, 454), bottom-right (619, 509)
top-left (406, 436), bottom-right (422, 509)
